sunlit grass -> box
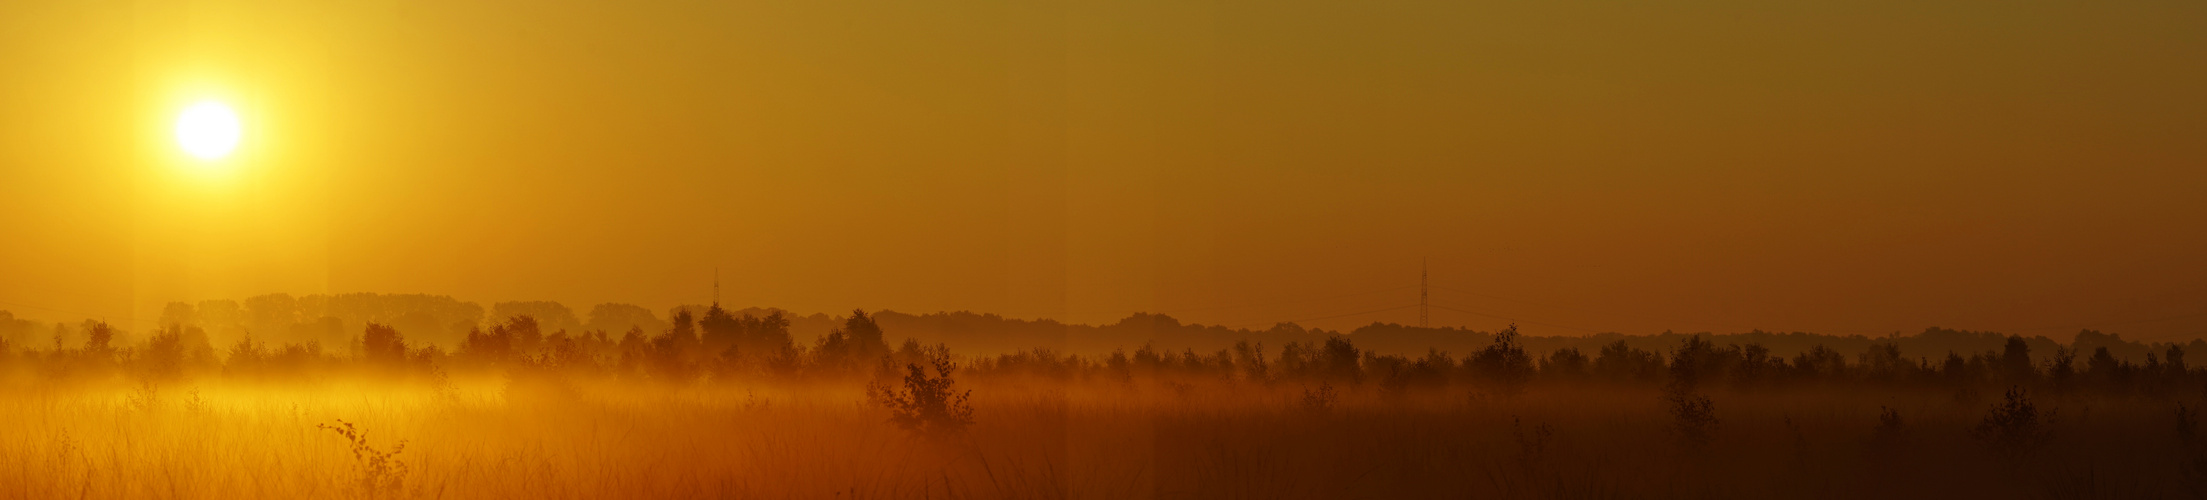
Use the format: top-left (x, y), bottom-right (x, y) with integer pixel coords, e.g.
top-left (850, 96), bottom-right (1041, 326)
top-left (0, 372), bottom-right (2192, 499)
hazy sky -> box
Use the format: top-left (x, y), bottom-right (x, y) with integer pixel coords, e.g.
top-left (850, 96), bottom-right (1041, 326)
top-left (2, 0), bottom-right (2204, 340)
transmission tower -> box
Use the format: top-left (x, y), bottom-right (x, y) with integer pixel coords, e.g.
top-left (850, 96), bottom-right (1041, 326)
top-left (1419, 259), bottom-right (1429, 328)
top-left (713, 267), bottom-right (721, 307)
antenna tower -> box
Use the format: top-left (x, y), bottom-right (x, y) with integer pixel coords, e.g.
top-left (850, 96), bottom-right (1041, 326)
top-left (1419, 259), bottom-right (1429, 328)
top-left (714, 267), bottom-right (721, 307)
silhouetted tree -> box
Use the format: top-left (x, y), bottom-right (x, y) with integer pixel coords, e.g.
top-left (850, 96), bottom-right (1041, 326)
top-left (1471, 325), bottom-right (1535, 394)
top-left (1277, 341), bottom-right (1314, 378)
top-left (83, 321), bottom-right (115, 358)
top-left (508, 316), bottom-right (544, 356)
top-left (1793, 345), bottom-right (1848, 381)
top-left (844, 309), bottom-right (887, 357)
top-left (224, 335), bottom-right (267, 376)
top-left (1595, 340), bottom-right (1664, 383)
top-left (1540, 347), bottom-right (1589, 380)
top-left (1733, 343), bottom-right (1778, 388)
top-left (142, 324), bottom-right (215, 380)
top-left (2085, 346), bottom-right (2131, 390)
top-left (1858, 340), bottom-right (1908, 384)
top-left (1105, 348), bottom-right (1132, 382)
top-left (737, 311), bottom-right (796, 365)
top-left (362, 323), bottom-right (408, 367)
top-left (616, 327), bottom-right (650, 376)
top-left (651, 310), bottom-right (700, 381)
top-left (2001, 335), bottom-right (2035, 384)
top-left (1231, 340), bottom-right (1269, 382)
top-left (1133, 342), bottom-right (1165, 373)
top-left (1668, 335), bottom-right (1724, 390)
top-left (1319, 337), bottom-right (1362, 384)
top-left (815, 309), bottom-right (890, 371)
top-left (2046, 346), bottom-right (2078, 391)
top-left (699, 305), bottom-right (743, 356)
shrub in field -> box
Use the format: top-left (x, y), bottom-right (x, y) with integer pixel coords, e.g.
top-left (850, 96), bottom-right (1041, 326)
top-left (1873, 406), bottom-right (1905, 441)
top-left (1869, 405), bottom-right (1906, 454)
top-left (1666, 390), bottom-right (1719, 447)
top-left (2177, 404), bottom-right (2207, 494)
top-left (125, 380), bottom-right (160, 412)
top-left (317, 419), bottom-right (409, 499)
top-left (1974, 387), bottom-right (2052, 460)
top-left (1665, 386), bottom-right (1718, 448)
top-left (1664, 336), bottom-right (1722, 448)
top-left (1511, 416), bottom-right (1554, 471)
top-left (867, 344), bottom-right (975, 436)
top-left (1300, 382), bottom-right (1338, 414)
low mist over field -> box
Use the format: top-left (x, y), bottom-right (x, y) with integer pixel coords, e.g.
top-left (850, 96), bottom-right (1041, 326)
top-left (5, 0), bottom-right (2204, 496)
top-left (1, 299), bottom-right (2205, 498)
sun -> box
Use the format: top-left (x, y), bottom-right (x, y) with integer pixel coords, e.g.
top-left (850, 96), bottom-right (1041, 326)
top-left (175, 101), bottom-right (241, 160)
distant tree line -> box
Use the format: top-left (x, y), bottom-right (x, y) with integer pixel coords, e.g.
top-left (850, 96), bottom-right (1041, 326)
top-left (11, 295), bottom-right (2187, 366)
top-left (3, 303), bottom-right (2199, 403)
top-left (960, 325), bottom-right (2199, 398)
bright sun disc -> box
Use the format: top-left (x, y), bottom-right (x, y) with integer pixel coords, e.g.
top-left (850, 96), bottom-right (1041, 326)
top-left (175, 101), bottom-right (241, 160)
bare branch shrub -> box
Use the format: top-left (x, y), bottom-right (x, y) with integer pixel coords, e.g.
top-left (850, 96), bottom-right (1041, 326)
top-left (317, 419), bottom-right (410, 499)
top-left (1974, 387), bottom-right (2053, 461)
top-left (866, 343), bottom-right (974, 437)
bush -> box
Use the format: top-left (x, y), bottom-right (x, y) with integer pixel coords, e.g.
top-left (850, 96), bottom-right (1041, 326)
top-left (867, 343), bottom-right (975, 437)
top-left (317, 419), bottom-right (409, 499)
top-left (1300, 382), bottom-right (1339, 414)
top-left (1870, 405), bottom-right (1906, 451)
top-left (1974, 387), bottom-right (2052, 460)
top-left (1471, 325), bottom-right (1535, 394)
top-left (1665, 386), bottom-right (1718, 448)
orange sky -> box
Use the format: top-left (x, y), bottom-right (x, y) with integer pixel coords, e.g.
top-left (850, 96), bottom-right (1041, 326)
top-left (1, 0), bottom-right (2204, 340)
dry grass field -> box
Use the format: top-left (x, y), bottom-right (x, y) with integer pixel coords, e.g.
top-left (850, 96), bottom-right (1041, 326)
top-left (0, 369), bottom-right (2194, 500)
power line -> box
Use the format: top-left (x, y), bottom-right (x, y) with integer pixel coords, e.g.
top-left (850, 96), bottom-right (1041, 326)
top-left (1230, 304), bottom-right (1422, 330)
top-left (1427, 303), bottom-right (1606, 333)
top-left (1426, 284), bottom-right (1760, 332)
top-left (907, 283), bottom-right (1420, 323)
top-left (1157, 284), bottom-right (1419, 315)
top-left (1992, 310), bottom-right (2207, 337)
top-left (0, 298), bottom-right (154, 330)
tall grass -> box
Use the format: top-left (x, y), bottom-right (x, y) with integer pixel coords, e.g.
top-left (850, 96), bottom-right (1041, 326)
top-left (0, 374), bottom-right (2194, 499)
top-left (0, 320), bottom-right (2198, 498)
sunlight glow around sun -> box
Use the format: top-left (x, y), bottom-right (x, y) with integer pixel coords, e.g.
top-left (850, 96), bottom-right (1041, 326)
top-left (175, 101), bottom-right (241, 160)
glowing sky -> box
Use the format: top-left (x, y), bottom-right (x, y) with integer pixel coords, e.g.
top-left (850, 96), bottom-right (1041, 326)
top-left (1, 0), bottom-right (2203, 339)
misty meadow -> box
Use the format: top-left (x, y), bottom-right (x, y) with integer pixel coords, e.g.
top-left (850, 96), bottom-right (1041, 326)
top-left (0, 295), bottom-right (2198, 499)
top-left (7, 0), bottom-right (2206, 498)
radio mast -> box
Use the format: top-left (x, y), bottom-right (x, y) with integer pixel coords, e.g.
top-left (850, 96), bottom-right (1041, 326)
top-left (1419, 259), bottom-right (1429, 328)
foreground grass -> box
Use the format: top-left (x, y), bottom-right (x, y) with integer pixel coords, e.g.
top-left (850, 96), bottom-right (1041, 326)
top-left (0, 376), bottom-right (2192, 499)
